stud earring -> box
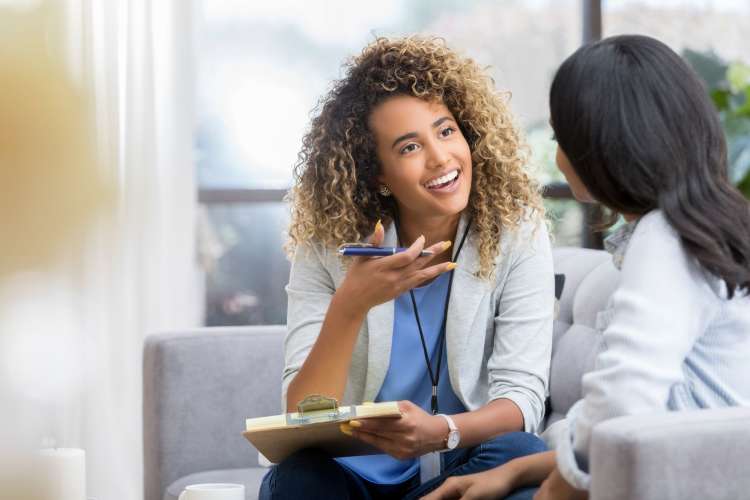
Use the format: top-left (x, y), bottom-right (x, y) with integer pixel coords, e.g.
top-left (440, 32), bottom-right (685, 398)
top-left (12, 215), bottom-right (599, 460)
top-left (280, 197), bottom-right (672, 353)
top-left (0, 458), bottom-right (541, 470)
top-left (378, 185), bottom-right (391, 197)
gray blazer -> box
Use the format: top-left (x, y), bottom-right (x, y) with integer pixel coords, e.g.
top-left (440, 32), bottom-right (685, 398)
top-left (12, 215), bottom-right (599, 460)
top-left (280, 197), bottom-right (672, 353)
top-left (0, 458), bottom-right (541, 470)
top-left (283, 215), bottom-right (554, 432)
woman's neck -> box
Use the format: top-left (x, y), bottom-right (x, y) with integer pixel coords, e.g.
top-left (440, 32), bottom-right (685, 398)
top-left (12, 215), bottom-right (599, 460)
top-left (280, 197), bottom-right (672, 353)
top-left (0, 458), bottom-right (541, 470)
top-left (396, 212), bottom-right (461, 252)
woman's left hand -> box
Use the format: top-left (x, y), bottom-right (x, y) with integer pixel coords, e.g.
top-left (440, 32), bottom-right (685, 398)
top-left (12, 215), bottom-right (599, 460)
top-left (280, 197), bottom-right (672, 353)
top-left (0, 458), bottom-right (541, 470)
top-left (534, 466), bottom-right (588, 500)
top-left (342, 400), bottom-right (449, 460)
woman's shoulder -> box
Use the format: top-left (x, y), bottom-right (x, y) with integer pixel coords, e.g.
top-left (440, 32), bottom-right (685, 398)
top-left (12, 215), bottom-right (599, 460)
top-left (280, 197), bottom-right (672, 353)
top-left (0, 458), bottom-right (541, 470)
top-left (290, 239), bottom-right (345, 279)
top-left (622, 210), bottom-right (725, 297)
top-left (634, 209), bottom-right (671, 233)
top-left (485, 210), bottom-right (551, 284)
top-left (496, 210), bottom-right (550, 257)
top-left (623, 210), bottom-right (675, 254)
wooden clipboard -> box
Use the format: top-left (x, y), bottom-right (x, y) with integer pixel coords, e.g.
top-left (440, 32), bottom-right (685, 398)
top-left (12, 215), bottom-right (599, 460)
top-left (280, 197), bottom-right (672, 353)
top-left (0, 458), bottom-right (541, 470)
top-left (242, 395), bottom-right (402, 464)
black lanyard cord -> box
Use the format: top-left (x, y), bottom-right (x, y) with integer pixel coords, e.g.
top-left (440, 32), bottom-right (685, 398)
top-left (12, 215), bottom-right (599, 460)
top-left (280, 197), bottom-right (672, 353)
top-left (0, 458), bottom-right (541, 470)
top-left (395, 215), bottom-right (472, 415)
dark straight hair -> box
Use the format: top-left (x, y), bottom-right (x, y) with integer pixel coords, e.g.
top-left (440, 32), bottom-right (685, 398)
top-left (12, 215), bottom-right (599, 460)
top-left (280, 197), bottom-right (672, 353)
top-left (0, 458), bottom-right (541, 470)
top-left (550, 34), bottom-right (750, 298)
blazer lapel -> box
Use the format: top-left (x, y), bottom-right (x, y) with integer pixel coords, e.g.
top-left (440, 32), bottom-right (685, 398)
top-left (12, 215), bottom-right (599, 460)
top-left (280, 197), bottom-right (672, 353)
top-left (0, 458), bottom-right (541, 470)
top-left (445, 214), bottom-right (491, 399)
top-left (363, 221), bottom-right (397, 401)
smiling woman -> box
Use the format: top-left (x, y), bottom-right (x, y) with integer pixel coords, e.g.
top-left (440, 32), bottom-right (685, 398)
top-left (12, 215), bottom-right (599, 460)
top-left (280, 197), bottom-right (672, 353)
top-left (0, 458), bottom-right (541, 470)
top-left (264, 37), bottom-right (554, 500)
top-left (371, 96), bottom-right (473, 232)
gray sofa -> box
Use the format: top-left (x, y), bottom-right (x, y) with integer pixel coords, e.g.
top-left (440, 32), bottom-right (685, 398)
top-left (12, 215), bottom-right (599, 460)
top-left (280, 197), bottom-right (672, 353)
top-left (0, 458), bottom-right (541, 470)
top-left (143, 247), bottom-right (750, 500)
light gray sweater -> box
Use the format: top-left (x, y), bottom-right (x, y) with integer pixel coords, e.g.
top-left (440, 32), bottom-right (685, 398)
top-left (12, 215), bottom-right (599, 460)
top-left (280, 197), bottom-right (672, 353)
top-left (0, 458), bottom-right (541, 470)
top-left (556, 210), bottom-right (750, 489)
top-left (283, 214), bottom-right (555, 432)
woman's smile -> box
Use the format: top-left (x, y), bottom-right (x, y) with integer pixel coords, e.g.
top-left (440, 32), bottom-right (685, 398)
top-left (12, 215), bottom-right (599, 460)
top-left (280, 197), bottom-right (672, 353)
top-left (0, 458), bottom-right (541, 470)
top-left (423, 168), bottom-right (461, 192)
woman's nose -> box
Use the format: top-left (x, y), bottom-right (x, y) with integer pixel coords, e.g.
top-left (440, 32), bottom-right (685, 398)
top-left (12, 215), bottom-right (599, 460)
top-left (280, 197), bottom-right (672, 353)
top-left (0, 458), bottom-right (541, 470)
top-left (425, 140), bottom-right (450, 169)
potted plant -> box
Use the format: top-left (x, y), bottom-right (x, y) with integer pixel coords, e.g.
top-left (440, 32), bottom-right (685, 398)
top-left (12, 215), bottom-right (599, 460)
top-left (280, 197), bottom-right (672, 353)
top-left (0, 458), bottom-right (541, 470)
top-left (685, 50), bottom-right (750, 199)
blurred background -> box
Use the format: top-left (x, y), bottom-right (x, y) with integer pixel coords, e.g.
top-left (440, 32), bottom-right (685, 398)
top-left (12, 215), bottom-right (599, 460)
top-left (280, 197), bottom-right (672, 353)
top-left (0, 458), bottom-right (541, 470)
top-left (1, 1), bottom-right (748, 499)
top-left (195, 0), bottom-right (750, 327)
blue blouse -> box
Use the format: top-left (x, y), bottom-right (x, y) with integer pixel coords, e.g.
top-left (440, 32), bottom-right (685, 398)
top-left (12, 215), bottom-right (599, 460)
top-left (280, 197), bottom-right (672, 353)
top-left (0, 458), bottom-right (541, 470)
top-left (336, 272), bottom-right (467, 484)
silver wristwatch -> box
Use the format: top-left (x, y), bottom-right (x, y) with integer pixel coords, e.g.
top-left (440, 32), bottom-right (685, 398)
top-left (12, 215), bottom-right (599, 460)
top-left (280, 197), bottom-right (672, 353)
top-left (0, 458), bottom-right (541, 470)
top-left (436, 414), bottom-right (460, 451)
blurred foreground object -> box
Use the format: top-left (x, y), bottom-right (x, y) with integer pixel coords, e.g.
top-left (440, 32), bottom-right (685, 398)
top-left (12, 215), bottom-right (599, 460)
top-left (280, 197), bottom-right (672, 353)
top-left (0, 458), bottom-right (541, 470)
top-left (0, 4), bottom-right (112, 499)
top-left (0, 3), bottom-right (113, 278)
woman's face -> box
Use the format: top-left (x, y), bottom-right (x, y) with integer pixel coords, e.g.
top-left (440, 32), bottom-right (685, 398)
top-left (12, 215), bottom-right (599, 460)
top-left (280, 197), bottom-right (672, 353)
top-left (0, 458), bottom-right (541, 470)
top-left (370, 95), bottom-right (472, 221)
top-left (555, 145), bottom-right (595, 203)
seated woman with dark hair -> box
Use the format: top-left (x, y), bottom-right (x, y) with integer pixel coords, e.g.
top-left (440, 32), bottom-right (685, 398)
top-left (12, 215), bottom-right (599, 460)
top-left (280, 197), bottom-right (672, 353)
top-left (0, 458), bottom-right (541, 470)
top-left (259, 37), bottom-right (555, 500)
top-left (425, 34), bottom-right (750, 500)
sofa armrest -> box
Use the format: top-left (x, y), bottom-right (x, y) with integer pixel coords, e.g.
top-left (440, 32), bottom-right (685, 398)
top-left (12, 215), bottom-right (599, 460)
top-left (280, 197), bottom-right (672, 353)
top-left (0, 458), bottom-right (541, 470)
top-left (143, 326), bottom-right (285, 500)
top-left (589, 406), bottom-right (750, 500)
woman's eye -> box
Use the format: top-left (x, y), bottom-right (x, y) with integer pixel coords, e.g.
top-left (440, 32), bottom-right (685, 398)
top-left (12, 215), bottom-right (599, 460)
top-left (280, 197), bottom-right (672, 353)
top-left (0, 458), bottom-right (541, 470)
top-left (440, 126), bottom-right (455, 137)
top-left (400, 143), bottom-right (419, 154)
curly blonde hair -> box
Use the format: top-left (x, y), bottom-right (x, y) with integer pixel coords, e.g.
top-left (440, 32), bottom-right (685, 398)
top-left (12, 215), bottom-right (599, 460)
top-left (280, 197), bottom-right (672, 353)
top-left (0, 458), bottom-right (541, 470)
top-left (286, 36), bottom-right (544, 279)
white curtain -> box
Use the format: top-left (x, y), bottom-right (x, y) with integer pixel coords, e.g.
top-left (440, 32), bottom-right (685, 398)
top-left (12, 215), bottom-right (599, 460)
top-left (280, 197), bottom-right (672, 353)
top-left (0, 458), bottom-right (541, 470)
top-left (71, 1), bottom-right (200, 498)
top-left (0, 2), bottom-right (199, 499)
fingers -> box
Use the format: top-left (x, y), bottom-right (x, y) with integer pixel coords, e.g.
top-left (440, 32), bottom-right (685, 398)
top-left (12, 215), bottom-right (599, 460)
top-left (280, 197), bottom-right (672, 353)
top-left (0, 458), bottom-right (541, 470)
top-left (422, 477), bottom-right (464, 500)
top-left (388, 236), bottom-right (454, 271)
top-left (368, 219), bottom-right (385, 247)
top-left (397, 399), bottom-right (418, 413)
top-left (353, 220), bottom-right (386, 266)
top-left (402, 261), bottom-right (457, 290)
top-left (343, 426), bottom-right (400, 456)
top-left (349, 418), bottom-right (400, 435)
top-left (362, 219), bottom-right (452, 270)
top-left (350, 400), bottom-right (415, 434)
top-left (386, 234), bottom-right (426, 267)
top-left (400, 239), bottom-right (452, 273)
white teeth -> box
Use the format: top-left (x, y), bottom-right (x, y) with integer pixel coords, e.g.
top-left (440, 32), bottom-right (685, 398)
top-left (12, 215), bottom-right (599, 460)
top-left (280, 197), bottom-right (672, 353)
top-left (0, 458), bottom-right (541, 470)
top-left (424, 169), bottom-right (459, 188)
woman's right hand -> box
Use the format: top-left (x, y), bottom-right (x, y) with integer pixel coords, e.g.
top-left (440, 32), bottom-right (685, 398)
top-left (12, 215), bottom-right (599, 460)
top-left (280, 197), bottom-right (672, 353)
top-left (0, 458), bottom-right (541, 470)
top-left (336, 220), bottom-right (455, 316)
top-left (421, 465), bottom-right (519, 500)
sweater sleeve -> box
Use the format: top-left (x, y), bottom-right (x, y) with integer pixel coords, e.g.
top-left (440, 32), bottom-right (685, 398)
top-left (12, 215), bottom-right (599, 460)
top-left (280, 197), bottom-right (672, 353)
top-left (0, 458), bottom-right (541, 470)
top-left (281, 243), bottom-right (335, 411)
top-left (556, 212), bottom-right (714, 489)
top-left (488, 219), bottom-right (555, 433)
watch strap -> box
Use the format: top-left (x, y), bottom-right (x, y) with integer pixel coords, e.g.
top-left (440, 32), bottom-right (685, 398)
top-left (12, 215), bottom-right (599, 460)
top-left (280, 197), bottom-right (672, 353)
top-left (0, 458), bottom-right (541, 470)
top-left (436, 413), bottom-right (457, 432)
top-left (436, 413), bottom-right (459, 451)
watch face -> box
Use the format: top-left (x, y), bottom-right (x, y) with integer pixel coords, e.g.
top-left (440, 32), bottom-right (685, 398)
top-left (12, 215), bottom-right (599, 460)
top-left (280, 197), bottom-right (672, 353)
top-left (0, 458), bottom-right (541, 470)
top-left (447, 430), bottom-right (460, 449)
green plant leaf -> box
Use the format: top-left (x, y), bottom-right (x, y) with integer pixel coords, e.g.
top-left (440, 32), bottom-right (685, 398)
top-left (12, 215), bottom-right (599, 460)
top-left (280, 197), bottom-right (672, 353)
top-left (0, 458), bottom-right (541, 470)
top-left (688, 56), bottom-right (750, 198)
top-left (738, 171), bottom-right (750, 199)
top-left (737, 87), bottom-right (750, 117)
top-left (728, 62), bottom-right (750, 94)
top-left (711, 88), bottom-right (731, 111)
top-left (683, 49), bottom-right (728, 90)
top-left (729, 136), bottom-right (750, 184)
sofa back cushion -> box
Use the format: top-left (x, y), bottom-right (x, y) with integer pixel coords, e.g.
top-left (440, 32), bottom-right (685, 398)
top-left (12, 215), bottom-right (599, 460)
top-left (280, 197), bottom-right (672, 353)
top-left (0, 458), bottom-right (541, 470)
top-left (547, 248), bottom-right (620, 428)
top-left (143, 326), bottom-right (285, 500)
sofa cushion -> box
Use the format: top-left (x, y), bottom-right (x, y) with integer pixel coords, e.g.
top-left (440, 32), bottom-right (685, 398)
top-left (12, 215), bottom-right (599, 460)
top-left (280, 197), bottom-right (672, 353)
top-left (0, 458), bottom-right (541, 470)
top-left (164, 467), bottom-right (267, 500)
top-left (144, 326), bottom-right (285, 500)
top-left (571, 260), bottom-right (620, 329)
top-left (547, 248), bottom-right (620, 426)
top-left (551, 248), bottom-right (611, 326)
top-left (548, 323), bottom-right (604, 423)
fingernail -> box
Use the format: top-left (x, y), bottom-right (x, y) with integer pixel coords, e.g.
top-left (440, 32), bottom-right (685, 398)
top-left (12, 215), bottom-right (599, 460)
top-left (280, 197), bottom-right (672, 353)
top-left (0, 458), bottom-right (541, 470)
top-left (419, 234), bottom-right (425, 243)
top-left (340, 423), bottom-right (353, 436)
top-left (446, 262), bottom-right (457, 270)
top-left (442, 241), bottom-right (452, 250)
top-left (349, 420), bottom-right (362, 428)
top-left (375, 219), bottom-right (383, 232)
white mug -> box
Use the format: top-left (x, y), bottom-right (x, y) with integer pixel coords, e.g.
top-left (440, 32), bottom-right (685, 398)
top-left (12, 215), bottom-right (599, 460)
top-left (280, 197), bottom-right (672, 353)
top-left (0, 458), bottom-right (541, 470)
top-left (178, 483), bottom-right (245, 500)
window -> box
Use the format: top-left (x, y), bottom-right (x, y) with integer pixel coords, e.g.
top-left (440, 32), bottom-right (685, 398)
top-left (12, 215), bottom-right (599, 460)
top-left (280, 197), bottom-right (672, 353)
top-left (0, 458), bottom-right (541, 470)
top-left (196, 0), bottom-right (582, 326)
top-left (603, 0), bottom-right (750, 62)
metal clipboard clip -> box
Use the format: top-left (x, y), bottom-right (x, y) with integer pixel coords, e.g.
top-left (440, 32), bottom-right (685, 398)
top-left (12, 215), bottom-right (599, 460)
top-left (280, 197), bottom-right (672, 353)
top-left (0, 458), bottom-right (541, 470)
top-left (286, 394), bottom-right (355, 426)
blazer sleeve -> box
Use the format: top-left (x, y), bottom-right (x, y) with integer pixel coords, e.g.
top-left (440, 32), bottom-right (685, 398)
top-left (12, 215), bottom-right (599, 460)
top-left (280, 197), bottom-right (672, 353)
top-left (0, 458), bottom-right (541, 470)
top-left (488, 219), bottom-right (555, 433)
top-left (281, 243), bottom-right (336, 410)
